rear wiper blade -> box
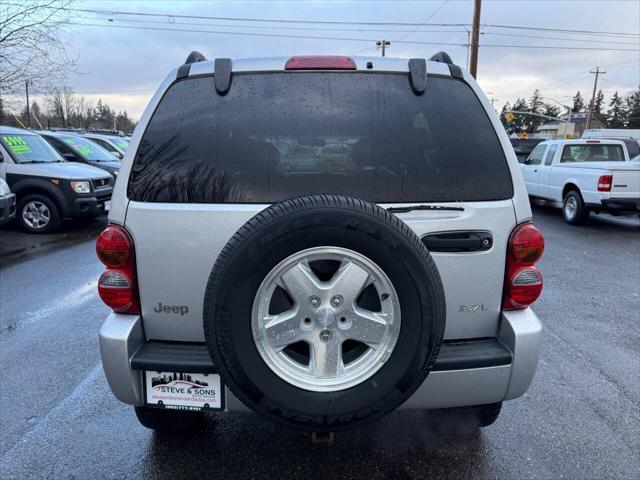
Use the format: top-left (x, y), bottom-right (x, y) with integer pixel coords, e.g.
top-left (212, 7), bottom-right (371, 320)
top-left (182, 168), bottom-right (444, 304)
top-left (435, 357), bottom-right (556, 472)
top-left (387, 204), bottom-right (465, 213)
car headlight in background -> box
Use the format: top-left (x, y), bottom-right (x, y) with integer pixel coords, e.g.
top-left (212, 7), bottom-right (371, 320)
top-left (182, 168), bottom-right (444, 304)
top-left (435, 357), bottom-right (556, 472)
top-left (0, 179), bottom-right (10, 196)
top-left (71, 181), bottom-right (91, 193)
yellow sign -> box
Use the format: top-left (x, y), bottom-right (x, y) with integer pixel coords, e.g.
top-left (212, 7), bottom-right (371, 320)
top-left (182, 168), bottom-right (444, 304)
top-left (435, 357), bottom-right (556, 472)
top-left (505, 112), bottom-right (515, 122)
top-left (519, 132), bottom-right (529, 139)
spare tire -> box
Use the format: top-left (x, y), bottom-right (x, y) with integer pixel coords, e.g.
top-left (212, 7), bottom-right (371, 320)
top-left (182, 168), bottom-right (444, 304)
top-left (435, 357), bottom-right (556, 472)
top-left (203, 195), bottom-right (445, 431)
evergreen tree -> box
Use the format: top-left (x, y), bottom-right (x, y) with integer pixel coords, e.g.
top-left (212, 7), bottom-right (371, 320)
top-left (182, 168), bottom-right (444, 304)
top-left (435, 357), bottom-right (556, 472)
top-left (527, 89), bottom-right (545, 132)
top-left (607, 92), bottom-right (627, 128)
top-left (593, 89), bottom-right (605, 116)
top-left (500, 102), bottom-right (512, 131)
top-left (543, 103), bottom-right (561, 120)
top-left (511, 98), bottom-right (529, 133)
top-left (572, 91), bottom-right (585, 112)
top-left (625, 90), bottom-right (640, 128)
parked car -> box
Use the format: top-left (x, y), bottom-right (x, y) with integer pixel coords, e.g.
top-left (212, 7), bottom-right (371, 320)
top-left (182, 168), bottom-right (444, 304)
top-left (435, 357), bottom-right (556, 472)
top-left (520, 139), bottom-right (640, 224)
top-left (80, 133), bottom-right (129, 159)
top-left (0, 176), bottom-right (16, 225)
top-left (39, 131), bottom-right (121, 178)
top-left (97, 52), bottom-right (544, 435)
top-left (0, 126), bottom-right (113, 233)
top-left (510, 137), bottom-right (547, 163)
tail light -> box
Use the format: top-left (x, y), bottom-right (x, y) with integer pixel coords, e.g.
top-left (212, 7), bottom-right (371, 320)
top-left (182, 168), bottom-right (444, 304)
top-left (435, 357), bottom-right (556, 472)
top-left (96, 224), bottom-right (140, 313)
top-left (597, 174), bottom-right (613, 192)
top-left (503, 223), bottom-right (544, 310)
top-left (285, 56), bottom-right (357, 70)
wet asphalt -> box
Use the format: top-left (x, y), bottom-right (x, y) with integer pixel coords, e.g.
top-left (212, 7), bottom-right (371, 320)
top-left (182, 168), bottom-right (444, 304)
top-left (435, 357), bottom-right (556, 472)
top-left (0, 206), bottom-right (638, 479)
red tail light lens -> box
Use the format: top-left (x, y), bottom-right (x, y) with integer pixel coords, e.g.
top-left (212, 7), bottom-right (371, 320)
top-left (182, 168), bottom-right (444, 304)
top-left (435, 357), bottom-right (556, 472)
top-left (597, 174), bottom-right (612, 192)
top-left (503, 223), bottom-right (544, 310)
top-left (285, 56), bottom-right (357, 70)
top-left (96, 224), bottom-right (140, 313)
top-left (96, 225), bottom-right (131, 267)
top-left (509, 223), bottom-right (544, 264)
top-left (507, 267), bottom-right (543, 308)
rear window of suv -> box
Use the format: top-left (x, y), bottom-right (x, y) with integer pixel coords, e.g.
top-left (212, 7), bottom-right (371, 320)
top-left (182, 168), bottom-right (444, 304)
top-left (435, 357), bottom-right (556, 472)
top-left (129, 72), bottom-right (513, 203)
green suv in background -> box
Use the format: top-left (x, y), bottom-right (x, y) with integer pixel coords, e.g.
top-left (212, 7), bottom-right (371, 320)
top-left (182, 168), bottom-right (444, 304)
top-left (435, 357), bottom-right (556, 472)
top-left (0, 126), bottom-right (113, 233)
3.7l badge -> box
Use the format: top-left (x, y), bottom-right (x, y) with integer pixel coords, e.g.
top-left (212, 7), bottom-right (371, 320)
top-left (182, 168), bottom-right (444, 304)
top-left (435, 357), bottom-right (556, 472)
top-left (458, 304), bottom-right (488, 312)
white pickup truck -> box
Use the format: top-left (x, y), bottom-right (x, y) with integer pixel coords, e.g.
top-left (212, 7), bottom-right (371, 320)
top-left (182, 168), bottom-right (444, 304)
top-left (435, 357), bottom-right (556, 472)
top-left (520, 139), bottom-right (640, 224)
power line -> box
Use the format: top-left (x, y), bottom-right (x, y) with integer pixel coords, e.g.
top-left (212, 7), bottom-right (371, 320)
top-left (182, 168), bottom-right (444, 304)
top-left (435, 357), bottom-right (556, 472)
top-left (59, 21), bottom-right (640, 52)
top-left (68, 14), bottom-right (640, 46)
top-left (69, 15), bottom-right (468, 35)
top-left (509, 59), bottom-right (639, 98)
top-left (482, 23), bottom-right (639, 38)
top-left (481, 31), bottom-right (639, 46)
top-left (58, 21), bottom-right (468, 47)
top-left (57, 7), bottom-right (640, 37)
top-left (394, 0), bottom-right (451, 42)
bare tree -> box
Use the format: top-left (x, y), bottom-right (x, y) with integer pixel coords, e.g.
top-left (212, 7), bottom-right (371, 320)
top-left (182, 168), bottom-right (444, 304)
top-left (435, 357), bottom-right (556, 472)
top-left (46, 85), bottom-right (74, 126)
top-left (0, 0), bottom-right (77, 99)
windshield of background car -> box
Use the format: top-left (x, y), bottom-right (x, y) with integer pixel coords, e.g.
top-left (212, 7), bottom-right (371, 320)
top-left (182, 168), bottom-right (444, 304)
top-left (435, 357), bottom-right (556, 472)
top-left (106, 136), bottom-right (129, 151)
top-left (560, 144), bottom-right (625, 163)
top-left (1, 133), bottom-right (64, 163)
top-left (129, 72), bottom-right (513, 203)
top-left (511, 139), bottom-right (543, 154)
top-left (60, 136), bottom-right (116, 162)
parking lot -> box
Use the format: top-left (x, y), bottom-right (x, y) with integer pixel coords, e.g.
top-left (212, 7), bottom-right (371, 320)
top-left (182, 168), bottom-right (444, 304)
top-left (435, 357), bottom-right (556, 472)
top-left (0, 206), bottom-right (638, 479)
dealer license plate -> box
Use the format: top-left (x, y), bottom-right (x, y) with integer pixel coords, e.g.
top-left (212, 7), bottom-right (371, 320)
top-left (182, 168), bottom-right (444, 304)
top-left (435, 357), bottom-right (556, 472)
top-left (144, 371), bottom-right (224, 411)
top-left (104, 200), bottom-right (111, 212)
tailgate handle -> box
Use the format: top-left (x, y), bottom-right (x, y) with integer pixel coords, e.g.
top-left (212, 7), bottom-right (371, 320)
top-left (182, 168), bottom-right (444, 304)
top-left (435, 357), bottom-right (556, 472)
top-left (422, 231), bottom-right (492, 252)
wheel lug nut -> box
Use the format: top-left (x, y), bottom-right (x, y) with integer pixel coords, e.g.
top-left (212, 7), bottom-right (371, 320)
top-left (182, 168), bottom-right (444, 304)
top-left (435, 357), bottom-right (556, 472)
top-left (319, 329), bottom-right (332, 342)
top-left (308, 296), bottom-right (320, 307)
top-left (330, 295), bottom-right (343, 307)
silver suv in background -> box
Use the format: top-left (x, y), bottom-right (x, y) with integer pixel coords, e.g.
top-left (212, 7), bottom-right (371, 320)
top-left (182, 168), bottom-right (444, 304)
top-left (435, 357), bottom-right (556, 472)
top-left (0, 177), bottom-right (16, 225)
top-left (97, 53), bottom-right (544, 436)
top-left (80, 133), bottom-right (129, 159)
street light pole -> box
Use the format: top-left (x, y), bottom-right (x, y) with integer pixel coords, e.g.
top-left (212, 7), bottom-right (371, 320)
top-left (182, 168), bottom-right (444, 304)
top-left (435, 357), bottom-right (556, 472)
top-left (376, 40), bottom-right (390, 57)
top-left (463, 27), bottom-right (471, 69)
top-left (586, 66), bottom-right (606, 130)
top-left (25, 80), bottom-right (31, 129)
top-left (469, 0), bottom-right (482, 78)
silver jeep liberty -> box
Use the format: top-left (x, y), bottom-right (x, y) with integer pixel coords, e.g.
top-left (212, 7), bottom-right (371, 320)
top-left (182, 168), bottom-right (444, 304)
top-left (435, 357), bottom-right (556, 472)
top-left (97, 52), bottom-right (544, 435)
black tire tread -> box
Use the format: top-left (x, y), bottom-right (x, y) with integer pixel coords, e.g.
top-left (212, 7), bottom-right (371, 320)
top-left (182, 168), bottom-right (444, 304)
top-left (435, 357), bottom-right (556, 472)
top-left (563, 190), bottom-right (589, 225)
top-left (17, 193), bottom-right (62, 234)
top-left (203, 194), bottom-right (446, 431)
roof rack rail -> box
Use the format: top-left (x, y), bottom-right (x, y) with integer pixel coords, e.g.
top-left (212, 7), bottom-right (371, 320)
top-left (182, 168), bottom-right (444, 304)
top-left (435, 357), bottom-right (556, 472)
top-left (429, 51), bottom-right (453, 64)
top-left (177, 51), bottom-right (208, 80)
top-left (185, 51), bottom-right (207, 64)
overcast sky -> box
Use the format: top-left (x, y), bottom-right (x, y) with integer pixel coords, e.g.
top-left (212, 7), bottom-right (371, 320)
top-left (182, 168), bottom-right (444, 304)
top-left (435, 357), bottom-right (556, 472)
top-left (49, 0), bottom-right (640, 119)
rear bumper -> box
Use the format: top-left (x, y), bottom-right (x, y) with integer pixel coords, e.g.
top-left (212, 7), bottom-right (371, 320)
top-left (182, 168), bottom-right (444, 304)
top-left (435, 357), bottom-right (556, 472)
top-left (0, 193), bottom-right (16, 224)
top-left (600, 198), bottom-right (640, 213)
top-left (99, 309), bottom-right (542, 409)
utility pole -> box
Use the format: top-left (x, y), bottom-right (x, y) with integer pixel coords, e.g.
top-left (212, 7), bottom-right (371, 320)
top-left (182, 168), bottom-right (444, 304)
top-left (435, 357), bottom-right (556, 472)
top-left (376, 40), bottom-right (390, 57)
top-left (469, 0), bottom-right (482, 78)
top-left (463, 27), bottom-right (471, 69)
top-left (25, 80), bottom-right (31, 129)
top-left (586, 66), bottom-right (606, 130)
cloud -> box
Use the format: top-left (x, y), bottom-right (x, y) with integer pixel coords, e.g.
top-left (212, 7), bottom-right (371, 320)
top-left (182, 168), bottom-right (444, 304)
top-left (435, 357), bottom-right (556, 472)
top-left (32, 0), bottom-right (640, 119)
